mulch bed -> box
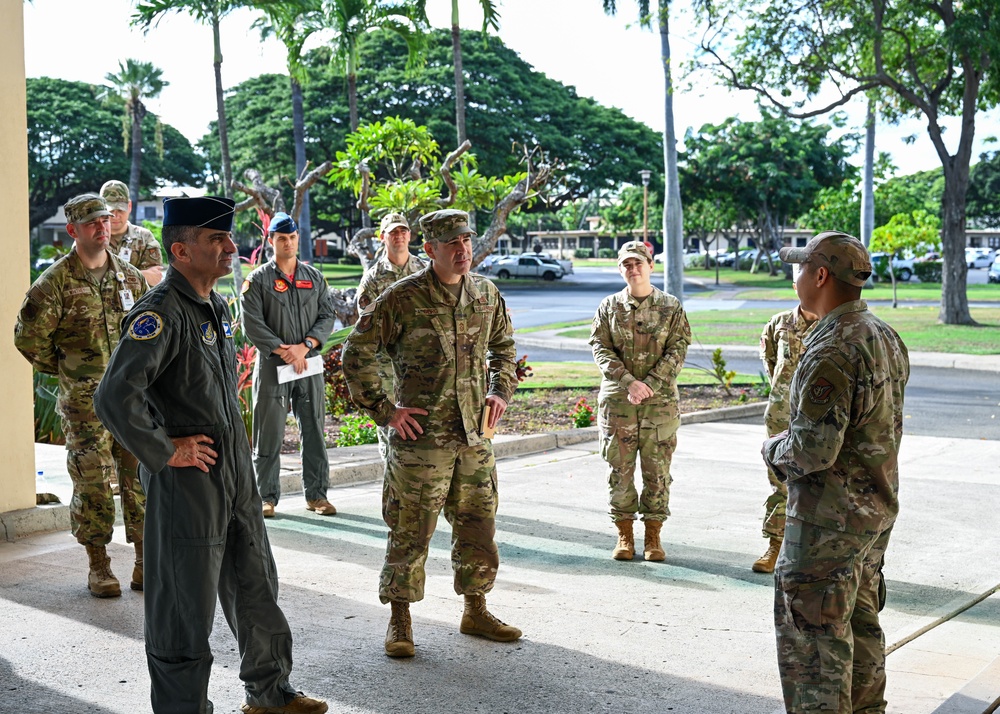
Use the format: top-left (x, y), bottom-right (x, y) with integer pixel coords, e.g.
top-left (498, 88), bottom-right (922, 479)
top-left (280, 384), bottom-right (764, 453)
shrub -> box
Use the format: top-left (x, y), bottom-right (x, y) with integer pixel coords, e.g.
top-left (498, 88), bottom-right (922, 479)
top-left (913, 261), bottom-right (943, 283)
top-left (323, 345), bottom-right (352, 416)
top-left (338, 255), bottom-right (361, 265)
top-left (598, 248), bottom-right (617, 259)
top-left (570, 397), bottom-right (596, 428)
top-left (573, 249), bottom-right (593, 259)
top-left (335, 414), bottom-right (379, 447)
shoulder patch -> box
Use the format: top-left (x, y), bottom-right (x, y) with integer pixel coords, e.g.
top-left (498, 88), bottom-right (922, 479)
top-left (355, 313), bottom-right (373, 334)
top-left (808, 377), bottom-right (836, 405)
top-left (129, 311), bottom-right (163, 341)
top-left (241, 279), bottom-right (251, 295)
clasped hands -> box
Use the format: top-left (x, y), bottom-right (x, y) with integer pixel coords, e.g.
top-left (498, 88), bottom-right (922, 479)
top-left (274, 342), bottom-right (311, 374)
top-left (389, 395), bottom-right (508, 441)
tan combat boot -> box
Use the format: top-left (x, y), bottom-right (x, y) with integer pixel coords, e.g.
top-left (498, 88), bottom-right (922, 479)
top-left (643, 520), bottom-right (666, 562)
top-left (385, 601), bottom-right (415, 657)
top-left (612, 520), bottom-right (635, 561)
top-left (460, 594), bottom-right (522, 642)
top-left (130, 540), bottom-right (143, 591)
top-left (85, 545), bottom-right (121, 598)
top-left (752, 537), bottom-right (782, 573)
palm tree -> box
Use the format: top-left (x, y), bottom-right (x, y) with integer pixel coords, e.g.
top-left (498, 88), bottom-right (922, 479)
top-left (104, 59), bottom-right (168, 222)
top-left (602, 0), bottom-right (684, 301)
top-left (252, 0), bottom-right (323, 260)
top-left (133, 0), bottom-right (256, 198)
top-left (416, 0), bottom-right (500, 147)
top-left (320, 0), bottom-right (427, 132)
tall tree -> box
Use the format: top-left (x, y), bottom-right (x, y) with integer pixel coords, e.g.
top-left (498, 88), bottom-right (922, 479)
top-left (133, 0), bottom-right (255, 198)
top-left (27, 77), bottom-right (202, 229)
top-left (252, 0), bottom-right (323, 260)
top-left (104, 59), bottom-right (168, 222)
top-left (696, 0), bottom-right (1000, 324)
top-left (602, 0), bottom-right (685, 301)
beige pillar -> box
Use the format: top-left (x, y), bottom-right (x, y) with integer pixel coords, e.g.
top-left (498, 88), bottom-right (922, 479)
top-left (0, 1), bottom-right (39, 516)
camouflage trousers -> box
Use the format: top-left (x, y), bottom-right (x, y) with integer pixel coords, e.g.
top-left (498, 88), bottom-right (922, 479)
top-left (379, 437), bottom-right (499, 604)
top-left (763, 417), bottom-right (789, 540)
top-left (598, 395), bottom-right (678, 522)
top-left (775, 518), bottom-right (892, 713)
top-left (65, 419), bottom-right (145, 546)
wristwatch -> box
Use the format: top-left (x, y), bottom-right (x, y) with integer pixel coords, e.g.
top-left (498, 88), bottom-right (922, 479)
top-left (304, 337), bottom-right (318, 350)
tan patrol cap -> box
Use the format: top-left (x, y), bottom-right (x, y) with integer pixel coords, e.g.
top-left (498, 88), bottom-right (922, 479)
top-left (100, 180), bottom-right (131, 211)
top-left (419, 209), bottom-right (476, 244)
top-left (617, 240), bottom-right (653, 264)
top-left (379, 212), bottom-right (410, 235)
top-left (779, 231), bottom-right (873, 287)
top-left (64, 193), bottom-right (112, 224)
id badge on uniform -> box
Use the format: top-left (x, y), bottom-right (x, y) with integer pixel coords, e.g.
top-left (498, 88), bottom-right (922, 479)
top-left (119, 289), bottom-right (135, 311)
top-left (119, 247), bottom-right (132, 262)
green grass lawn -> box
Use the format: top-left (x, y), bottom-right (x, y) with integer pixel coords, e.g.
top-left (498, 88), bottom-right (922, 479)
top-left (684, 306), bottom-right (1000, 354)
top-left (521, 360), bottom-right (759, 389)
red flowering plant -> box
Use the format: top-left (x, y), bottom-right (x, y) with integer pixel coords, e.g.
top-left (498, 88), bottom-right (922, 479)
top-left (515, 354), bottom-right (533, 382)
top-left (570, 397), bottom-right (596, 428)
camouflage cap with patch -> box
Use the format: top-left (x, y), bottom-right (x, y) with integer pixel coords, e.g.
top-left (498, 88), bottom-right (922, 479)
top-left (779, 231), bottom-right (873, 287)
top-left (100, 180), bottom-right (131, 210)
top-left (419, 209), bottom-right (476, 244)
top-left (64, 193), bottom-right (112, 224)
top-left (618, 240), bottom-right (653, 264)
top-left (379, 212), bottom-right (410, 235)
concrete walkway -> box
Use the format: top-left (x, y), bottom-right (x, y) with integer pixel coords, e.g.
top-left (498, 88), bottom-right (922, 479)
top-left (2, 421), bottom-right (998, 713)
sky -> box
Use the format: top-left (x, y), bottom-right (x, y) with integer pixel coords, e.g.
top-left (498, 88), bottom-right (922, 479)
top-left (22, 0), bottom-right (1000, 181)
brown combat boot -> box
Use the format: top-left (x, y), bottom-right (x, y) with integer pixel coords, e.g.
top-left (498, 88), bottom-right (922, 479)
top-left (460, 594), bottom-right (522, 642)
top-left (752, 537), bottom-right (782, 573)
top-left (130, 540), bottom-right (143, 591)
top-left (385, 601), bottom-right (415, 657)
top-left (612, 520), bottom-right (634, 561)
top-left (85, 545), bottom-right (121, 598)
top-left (240, 694), bottom-right (328, 714)
top-left (643, 520), bottom-right (666, 562)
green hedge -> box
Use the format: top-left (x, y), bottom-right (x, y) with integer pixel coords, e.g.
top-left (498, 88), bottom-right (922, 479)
top-left (913, 261), bottom-right (942, 283)
top-left (598, 248), bottom-right (617, 259)
top-left (573, 249), bottom-right (593, 259)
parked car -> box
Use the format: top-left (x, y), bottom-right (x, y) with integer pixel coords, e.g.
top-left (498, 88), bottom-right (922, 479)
top-left (988, 256), bottom-right (1000, 284)
top-left (966, 247), bottom-right (996, 269)
top-left (537, 255), bottom-right (574, 275)
top-left (490, 255), bottom-right (565, 280)
top-left (870, 252), bottom-right (915, 281)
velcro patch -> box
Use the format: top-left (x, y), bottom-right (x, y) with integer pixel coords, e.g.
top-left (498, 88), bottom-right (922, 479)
top-left (241, 279), bottom-right (251, 294)
top-left (295, 279), bottom-right (313, 289)
top-left (200, 321), bottom-right (217, 345)
top-left (274, 279), bottom-right (289, 293)
top-left (355, 313), bottom-right (373, 334)
top-left (129, 311), bottom-right (163, 341)
top-left (808, 377), bottom-right (836, 405)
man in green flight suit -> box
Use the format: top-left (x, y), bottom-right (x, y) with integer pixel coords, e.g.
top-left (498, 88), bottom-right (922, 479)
top-left (342, 208), bottom-right (521, 658)
top-left (94, 196), bottom-right (327, 714)
top-left (763, 231), bottom-right (909, 714)
top-left (15, 193), bottom-right (147, 598)
top-left (241, 211), bottom-right (337, 518)
top-left (589, 241), bottom-right (691, 562)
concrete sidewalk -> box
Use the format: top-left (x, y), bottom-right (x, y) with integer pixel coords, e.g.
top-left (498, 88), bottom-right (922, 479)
top-left (2, 422), bottom-right (998, 713)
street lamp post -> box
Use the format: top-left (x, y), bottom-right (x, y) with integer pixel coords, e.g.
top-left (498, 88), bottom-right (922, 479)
top-left (639, 169), bottom-right (652, 246)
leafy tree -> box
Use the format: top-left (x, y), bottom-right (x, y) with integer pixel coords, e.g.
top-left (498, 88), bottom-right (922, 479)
top-left (26, 77), bottom-right (201, 229)
top-left (104, 59), bottom-right (169, 221)
top-left (870, 209), bottom-right (942, 307)
top-left (602, 0), bottom-right (685, 300)
top-left (252, 0), bottom-right (324, 259)
top-left (682, 112), bottom-right (854, 274)
top-left (695, 0), bottom-right (1000, 324)
top-left (968, 151), bottom-right (1000, 229)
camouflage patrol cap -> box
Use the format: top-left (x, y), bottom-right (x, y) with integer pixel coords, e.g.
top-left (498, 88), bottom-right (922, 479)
top-left (64, 193), bottom-right (112, 224)
top-left (419, 209), bottom-right (476, 244)
top-left (618, 240), bottom-right (653, 264)
top-left (100, 180), bottom-right (131, 211)
top-left (379, 212), bottom-right (410, 236)
top-left (780, 231), bottom-right (873, 287)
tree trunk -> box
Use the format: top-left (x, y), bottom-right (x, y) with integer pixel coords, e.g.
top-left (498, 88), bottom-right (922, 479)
top-left (452, 18), bottom-right (467, 147)
top-left (348, 71), bottom-right (359, 133)
top-left (291, 77), bottom-right (313, 262)
top-left (939, 165), bottom-right (974, 324)
top-left (213, 16), bottom-right (233, 198)
top-left (860, 99), bottom-right (875, 247)
top-left (128, 101), bottom-right (145, 225)
top-left (659, 0), bottom-right (684, 302)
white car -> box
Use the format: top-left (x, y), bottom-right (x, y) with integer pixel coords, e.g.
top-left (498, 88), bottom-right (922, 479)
top-left (490, 255), bottom-right (565, 280)
top-left (967, 248), bottom-right (996, 269)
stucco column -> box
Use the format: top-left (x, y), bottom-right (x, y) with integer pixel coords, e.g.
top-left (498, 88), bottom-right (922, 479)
top-left (0, 0), bottom-right (40, 520)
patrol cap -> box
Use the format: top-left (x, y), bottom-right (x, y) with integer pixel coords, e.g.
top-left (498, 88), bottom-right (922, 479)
top-left (618, 240), bottom-right (653, 264)
top-left (419, 209), bottom-right (476, 244)
top-left (269, 211), bottom-right (297, 234)
top-left (780, 231), bottom-right (873, 287)
top-left (380, 211), bottom-right (410, 235)
top-left (99, 180), bottom-right (131, 211)
top-left (162, 196), bottom-right (236, 232)
top-left (64, 193), bottom-right (112, 224)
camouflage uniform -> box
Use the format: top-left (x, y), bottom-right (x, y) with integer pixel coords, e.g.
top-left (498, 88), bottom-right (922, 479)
top-left (758, 307), bottom-right (816, 540)
top-left (101, 179), bottom-right (163, 271)
top-left (590, 286), bottom-right (691, 522)
top-left (15, 246), bottom-right (147, 546)
top-left (764, 280), bottom-right (909, 709)
top-left (342, 259), bottom-right (517, 604)
top-left (357, 247), bottom-right (425, 461)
